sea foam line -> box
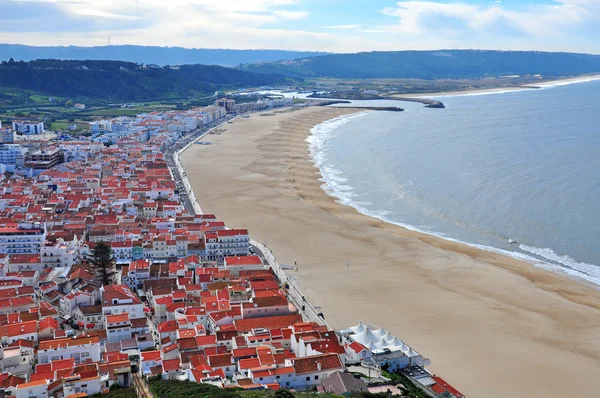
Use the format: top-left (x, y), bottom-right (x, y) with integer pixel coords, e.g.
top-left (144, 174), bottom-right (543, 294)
top-left (307, 114), bottom-right (600, 287)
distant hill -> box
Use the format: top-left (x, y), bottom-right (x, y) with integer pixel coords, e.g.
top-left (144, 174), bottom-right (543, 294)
top-left (0, 59), bottom-right (299, 101)
top-left (0, 44), bottom-right (327, 67)
top-left (237, 50), bottom-right (600, 79)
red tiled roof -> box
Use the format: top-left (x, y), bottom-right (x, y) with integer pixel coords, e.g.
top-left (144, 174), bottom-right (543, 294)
top-left (141, 350), bottom-right (161, 362)
top-left (208, 353), bottom-right (232, 368)
top-left (292, 353), bottom-right (343, 375)
top-left (431, 376), bottom-right (465, 398)
top-left (224, 256), bottom-right (262, 266)
top-left (106, 313), bottom-right (130, 325)
top-left (235, 314), bottom-right (303, 332)
top-left (162, 359), bottom-right (180, 372)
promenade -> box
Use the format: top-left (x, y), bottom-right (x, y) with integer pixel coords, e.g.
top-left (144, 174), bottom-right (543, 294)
top-left (170, 111), bottom-right (329, 328)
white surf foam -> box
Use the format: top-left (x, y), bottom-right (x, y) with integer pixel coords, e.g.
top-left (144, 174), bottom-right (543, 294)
top-left (307, 114), bottom-right (600, 288)
top-left (307, 111), bottom-right (374, 207)
top-left (414, 76), bottom-right (600, 99)
top-left (519, 244), bottom-right (600, 285)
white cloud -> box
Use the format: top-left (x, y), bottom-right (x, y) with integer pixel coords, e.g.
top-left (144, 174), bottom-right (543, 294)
top-left (376, 0), bottom-right (600, 51)
top-left (70, 8), bottom-right (139, 20)
top-left (271, 10), bottom-right (309, 19)
top-left (3, 0), bottom-right (600, 53)
top-left (322, 24), bottom-right (362, 29)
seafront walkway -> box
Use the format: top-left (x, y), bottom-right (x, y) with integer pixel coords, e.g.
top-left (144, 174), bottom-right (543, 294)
top-left (168, 112), bottom-right (332, 330)
top-left (251, 241), bottom-right (332, 329)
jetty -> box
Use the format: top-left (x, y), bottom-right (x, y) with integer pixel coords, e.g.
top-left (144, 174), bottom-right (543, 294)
top-left (308, 92), bottom-right (445, 108)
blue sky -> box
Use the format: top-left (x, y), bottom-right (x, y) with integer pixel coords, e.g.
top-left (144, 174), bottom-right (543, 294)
top-left (1, 0), bottom-right (599, 53)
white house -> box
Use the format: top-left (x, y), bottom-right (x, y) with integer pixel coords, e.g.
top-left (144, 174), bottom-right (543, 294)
top-left (141, 350), bottom-right (162, 376)
top-left (111, 241), bottom-right (133, 264)
top-left (105, 313), bottom-right (132, 343)
top-left (12, 379), bottom-right (49, 398)
top-left (63, 374), bottom-right (102, 397)
top-left (37, 335), bottom-right (101, 364)
top-left (100, 284), bottom-right (145, 320)
top-left (60, 290), bottom-right (95, 317)
top-left (286, 353), bottom-right (345, 391)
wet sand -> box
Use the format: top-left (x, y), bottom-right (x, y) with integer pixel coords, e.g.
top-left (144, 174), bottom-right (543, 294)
top-left (181, 106), bottom-right (600, 398)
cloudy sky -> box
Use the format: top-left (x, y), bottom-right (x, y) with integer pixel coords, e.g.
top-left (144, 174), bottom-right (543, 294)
top-left (1, 0), bottom-right (599, 53)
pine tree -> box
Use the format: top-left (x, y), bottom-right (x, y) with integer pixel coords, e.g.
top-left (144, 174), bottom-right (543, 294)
top-left (90, 241), bottom-right (116, 286)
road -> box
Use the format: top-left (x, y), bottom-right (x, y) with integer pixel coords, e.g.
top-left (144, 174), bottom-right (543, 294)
top-left (165, 117), bottom-right (234, 215)
top-left (164, 110), bottom-right (329, 328)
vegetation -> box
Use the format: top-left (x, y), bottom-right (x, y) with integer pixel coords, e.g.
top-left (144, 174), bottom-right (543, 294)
top-left (91, 387), bottom-right (136, 398)
top-left (380, 370), bottom-right (428, 398)
top-left (0, 59), bottom-right (299, 102)
top-left (238, 50), bottom-right (600, 79)
top-left (89, 241), bottom-right (117, 286)
top-left (149, 377), bottom-right (421, 398)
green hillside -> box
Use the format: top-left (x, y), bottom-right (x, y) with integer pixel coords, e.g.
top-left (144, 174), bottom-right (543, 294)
top-left (0, 59), bottom-right (299, 101)
top-left (238, 50), bottom-right (600, 79)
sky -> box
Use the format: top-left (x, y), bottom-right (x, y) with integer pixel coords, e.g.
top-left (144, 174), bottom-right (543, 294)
top-left (1, 0), bottom-right (599, 53)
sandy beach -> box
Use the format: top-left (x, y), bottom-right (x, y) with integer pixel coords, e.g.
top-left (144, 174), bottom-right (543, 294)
top-left (401, 74), bottom-right (600, 98)
top-left (181, 106), bottom-right (600, 398)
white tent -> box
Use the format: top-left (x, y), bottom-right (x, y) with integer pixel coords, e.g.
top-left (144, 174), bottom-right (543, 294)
top-left (349, 321), bottom-right (366, 334)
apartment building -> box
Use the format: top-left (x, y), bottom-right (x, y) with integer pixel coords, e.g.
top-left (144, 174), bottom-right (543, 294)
top-left (12, 120), bottom-right (44, 135)
top-left (25, 149), bottom-right (65, 170)
top-left (0, 144), bottom-right (27, 171)
top-left (0, 222), bottom-right (46, 255)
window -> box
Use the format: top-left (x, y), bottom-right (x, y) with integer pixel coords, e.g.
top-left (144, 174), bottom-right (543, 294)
top-left (314, 375), bottom-right (318, 380)
top-left (305, 377), bottom-right (310, 381)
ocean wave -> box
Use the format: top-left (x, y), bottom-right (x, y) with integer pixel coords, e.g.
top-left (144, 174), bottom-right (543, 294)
top-left (307, 113), bottom-right (600, 288)
top-left (307, 112), bottom-right (371, 205)
top-left (519, 244), bottom-right (600, 285)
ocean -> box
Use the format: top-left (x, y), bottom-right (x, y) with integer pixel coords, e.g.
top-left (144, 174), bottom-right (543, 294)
top-left (306, 80), bottom-right (600, 286)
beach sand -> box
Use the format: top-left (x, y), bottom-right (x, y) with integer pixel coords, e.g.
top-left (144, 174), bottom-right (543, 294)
top-left (181, 106), bottom-right (600, 398)
top-left (400, 74), bottom-right (600, 98)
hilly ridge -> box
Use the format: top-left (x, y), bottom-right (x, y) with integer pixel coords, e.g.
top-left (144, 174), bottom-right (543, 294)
top-left (0, 44), bottom-right (327, 67)
top-left (238, 50), bottom-right (600, 79)
top-left (0, 59), bottom-right (298, 101)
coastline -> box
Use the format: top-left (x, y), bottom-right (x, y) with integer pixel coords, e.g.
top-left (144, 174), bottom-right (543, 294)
top-left (400, 74), bottom-right (600, 98)
top-left (180, 106), bottom-right (600, 398)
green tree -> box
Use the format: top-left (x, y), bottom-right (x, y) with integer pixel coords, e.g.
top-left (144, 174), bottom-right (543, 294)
top-left (90, 241), bottom-right (116, 286)
top-left (274, 390), bottom-right (295, 398)
top-left (65, 100), bottom-right (73, 107)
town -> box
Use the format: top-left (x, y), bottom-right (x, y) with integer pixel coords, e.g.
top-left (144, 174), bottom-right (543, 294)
top-left (0, 96), bottom-right (463, 398)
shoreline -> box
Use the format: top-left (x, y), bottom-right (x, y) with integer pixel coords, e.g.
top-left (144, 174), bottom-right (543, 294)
top-left (181, 106), bottom-right (600, 397)
top-left (307, 112), bottom-right (600, 289)
top-left (400, 74), bottom-right (600, 98)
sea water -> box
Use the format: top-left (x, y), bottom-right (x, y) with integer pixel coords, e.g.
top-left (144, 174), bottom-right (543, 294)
top-left (307, 80), bottom-right (600, 285)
